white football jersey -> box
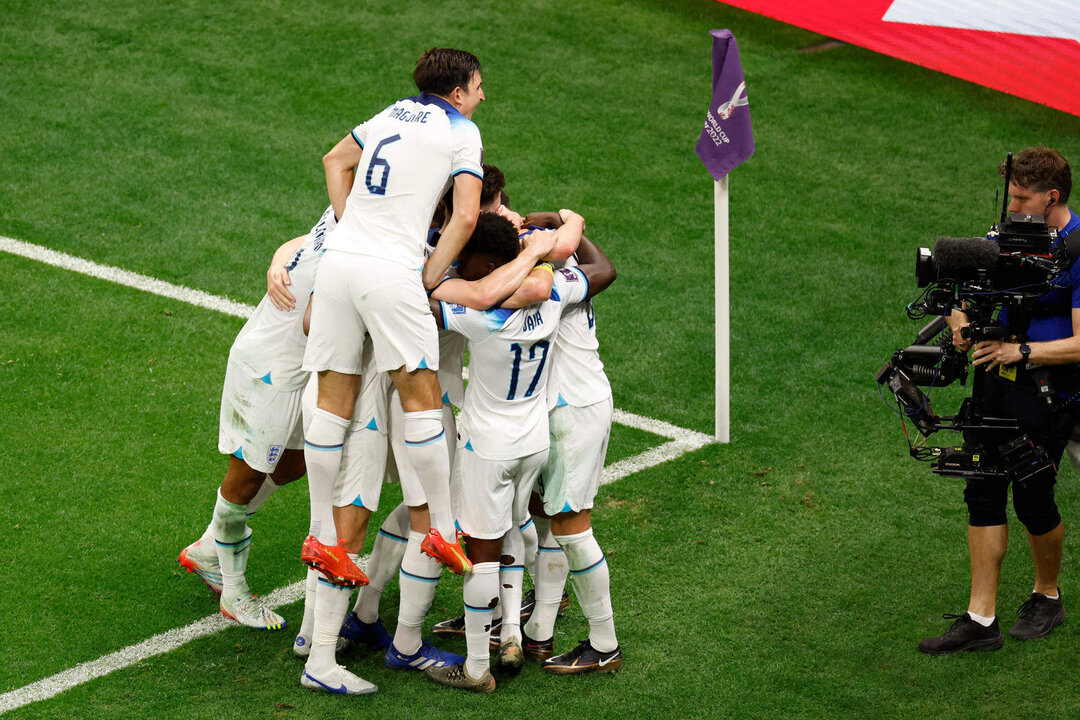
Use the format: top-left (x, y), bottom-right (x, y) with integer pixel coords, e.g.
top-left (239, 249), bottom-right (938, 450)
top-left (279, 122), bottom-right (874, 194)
top-left (547, 255), bottom-right (611, 409)
top-left (230, 206), bottom-right (336, 391)
top-left (441, 268), bottom-right (589, 461)
top-left (323, 94), bottom-right (483, 269)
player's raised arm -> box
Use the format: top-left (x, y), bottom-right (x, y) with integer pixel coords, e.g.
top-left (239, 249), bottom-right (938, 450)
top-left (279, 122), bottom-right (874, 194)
top-left (573, 235), bottom-right (616, 299)
top-left (424, 173), bottom-right (482, 289)
top-left (322, 133), bottom-right (365, 221)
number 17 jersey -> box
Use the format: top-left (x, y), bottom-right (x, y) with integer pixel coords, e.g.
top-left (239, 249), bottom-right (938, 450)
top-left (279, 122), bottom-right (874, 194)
top-left (440, 267), bottom-right (589, 461)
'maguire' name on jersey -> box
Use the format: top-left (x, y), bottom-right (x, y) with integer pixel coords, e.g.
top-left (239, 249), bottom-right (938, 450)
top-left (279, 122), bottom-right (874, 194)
top-left (547, 254), bottom-right (611, 409)
top-left (323, 94), bottom-right (483, 270)
top-left (229, 206), bottom-right (336, 391)
top-left (440, 268), bottom-right (590, 461)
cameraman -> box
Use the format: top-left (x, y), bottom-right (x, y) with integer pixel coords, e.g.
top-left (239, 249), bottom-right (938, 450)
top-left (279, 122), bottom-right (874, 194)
top-left (927, 146), bottom-right (1080, 654)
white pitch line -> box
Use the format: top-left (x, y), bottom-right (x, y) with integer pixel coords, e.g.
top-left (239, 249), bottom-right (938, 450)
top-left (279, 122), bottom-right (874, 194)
top-left (0, 236), bottom-right (255, 319)
top-left (0, 235), bottom-right (716, 714)
top-left (0, 582), bottom-right (305, 714)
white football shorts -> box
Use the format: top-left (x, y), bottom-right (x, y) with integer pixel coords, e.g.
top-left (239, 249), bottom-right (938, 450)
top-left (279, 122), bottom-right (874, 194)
top-left (218, 357), bottom-right (305, 474)
top-left (452, 440), bottom-right (548, 540)
top-left (303, 250), bottom-right (439, 375)
top-left (537, 397), bottom-right (612, 516)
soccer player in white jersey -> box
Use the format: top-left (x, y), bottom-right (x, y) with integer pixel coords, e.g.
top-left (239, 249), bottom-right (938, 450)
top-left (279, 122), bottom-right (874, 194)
top-left (299, 48), bottom-right (485, 696)
top-left (423, 212), bottom-right (601, 693)
top-left (178, 206), bottom-right (336, 630)
top-left (521, 235), bottom-right (622, 674)
top-left (330, 169), bottom-right (580, 672)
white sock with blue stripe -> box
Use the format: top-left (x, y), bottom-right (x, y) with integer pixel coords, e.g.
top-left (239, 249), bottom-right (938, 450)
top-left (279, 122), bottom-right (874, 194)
top-left (213, 489), bottom-right (251, 598)
top-left (524, 518), bottom-right (568, 642)
top-left (306, 575), bottom-right (354, 675)
top-left (403, 409), bottom-right (454, 539)
top-left (464, 561), bottom-right (500, 678)
top-left (557, 528), bottom-right (617, 652)
top-left (393, 531), bottom-right (442, 656)
top-left (499, 528), bottom-right (525, 644)
top-left (304, 408), bottom-right (350, 544)
top-left (353, 502), bottom-right (410, 623)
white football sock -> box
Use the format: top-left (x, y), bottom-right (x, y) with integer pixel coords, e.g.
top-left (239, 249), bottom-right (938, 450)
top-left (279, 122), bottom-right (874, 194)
top-left (558, 528), bottom-right (617, 652)
top-left (464, 561), bottom-right (500, 678)
top-left (213, 489), bottom-right (251, 597)
top-left (524, 519), bottom-right (568, 641)
top-left (306, 575), bottom-right (354, 675)
top-left (403, 410), bottom-right (454, 539)
top-left (500, 529), bottom-right (525, 644)
top-left (393, 531), bottom-right (442, 655)
top-left (968, 611), bottom-right (995, 627)
top-left (305, 409), bottom-right (350, 544)
top-left (297, 567), bottom-right (319, 641)
top-left (354, 503), bottom-right (410, 623)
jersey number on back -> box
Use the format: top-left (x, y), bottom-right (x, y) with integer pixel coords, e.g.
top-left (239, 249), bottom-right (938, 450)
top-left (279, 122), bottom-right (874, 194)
top-left (507, 340), bottom-right (550, 400)
top-left (365, 134), bottom-right (401, 196)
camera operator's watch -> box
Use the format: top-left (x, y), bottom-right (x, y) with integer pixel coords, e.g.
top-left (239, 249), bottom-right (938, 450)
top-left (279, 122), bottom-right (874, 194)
top-left (1019, 343), bottom-right (1032, 364)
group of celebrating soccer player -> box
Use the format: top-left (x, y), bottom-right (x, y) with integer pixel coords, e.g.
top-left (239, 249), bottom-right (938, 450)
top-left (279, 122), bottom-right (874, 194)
top-left (175, 47), bottom-right (621, 695)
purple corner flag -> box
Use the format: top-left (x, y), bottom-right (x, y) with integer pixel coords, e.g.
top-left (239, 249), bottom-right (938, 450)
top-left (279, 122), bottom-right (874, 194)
top-left (695, 29), bottom-right (754, 181)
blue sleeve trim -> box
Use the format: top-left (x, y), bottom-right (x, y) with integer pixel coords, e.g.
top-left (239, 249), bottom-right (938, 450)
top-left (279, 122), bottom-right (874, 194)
top-left (351, 129), bottom-right (364, 148)
top-left (452, 168), bottom-right (483, 180)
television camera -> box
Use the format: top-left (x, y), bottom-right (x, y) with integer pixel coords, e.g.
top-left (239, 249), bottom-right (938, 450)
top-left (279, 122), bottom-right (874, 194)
top-left (877, 154), bottom-right (1075, 483)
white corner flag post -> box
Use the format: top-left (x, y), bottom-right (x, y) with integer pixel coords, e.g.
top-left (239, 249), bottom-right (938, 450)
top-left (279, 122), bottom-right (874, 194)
top-left (695, 28), bottom-right (753, 444)
top-left (714, 175), bottom-right (730, 442)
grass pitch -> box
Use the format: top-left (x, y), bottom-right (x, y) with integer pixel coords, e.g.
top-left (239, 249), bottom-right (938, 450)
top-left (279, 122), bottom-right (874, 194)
top-left (2, 0), bottom-right (1080, 718)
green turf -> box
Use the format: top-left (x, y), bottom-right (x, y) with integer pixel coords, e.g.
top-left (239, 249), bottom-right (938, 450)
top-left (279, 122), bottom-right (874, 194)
top-left (3, 0), bottom-right (1080, 717)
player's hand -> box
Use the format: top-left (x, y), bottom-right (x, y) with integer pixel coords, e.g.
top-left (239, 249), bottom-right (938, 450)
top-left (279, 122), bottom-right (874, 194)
top-left (558, 208), bottom-right (584, 227)
top-left (522, 228), bottom-right (557, 259)
top-left (267, 265), bottom-right (295, 311)
top-left (972, 340), bottom-right (1020, 371)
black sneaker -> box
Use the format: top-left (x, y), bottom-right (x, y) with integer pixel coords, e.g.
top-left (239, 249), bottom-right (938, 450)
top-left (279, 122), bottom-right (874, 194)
top-left (1009, 591), bottom-right (1066, 640)
top-left (431, 613), bottom-right (504, 650)
top-left (431, 614), bottom-right (466, 637)
top-left (522, 629), bottom-right (553, 660)
top-left (543, 639), bottom-right (622, 674)
top-left (918, 613), bottom-right (1005, 655)
top-left (519, 588), bottom-right (571, 623)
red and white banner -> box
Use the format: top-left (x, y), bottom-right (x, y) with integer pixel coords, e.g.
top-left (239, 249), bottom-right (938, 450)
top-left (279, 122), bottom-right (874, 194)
top-left (714, 0), bottom-right (1080, 117)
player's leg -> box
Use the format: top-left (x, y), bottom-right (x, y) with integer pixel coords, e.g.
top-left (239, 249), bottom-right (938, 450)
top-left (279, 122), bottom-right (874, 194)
top-left (424, 450), bottom-right (513, 693)
top-left (542, 399), bottom-right (621, 673)
top-left (342, 501), bottom-right (408, 652)
top-left (522, 494), bottom-right (568, 659)
top-left (387, 366), bottom-right (469, 573)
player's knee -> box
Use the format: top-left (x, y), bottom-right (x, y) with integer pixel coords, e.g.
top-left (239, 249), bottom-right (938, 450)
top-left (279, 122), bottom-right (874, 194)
top-left (963, 480), bottom-right (1008, 527)
top-left (270, 449), bottom-right (307, 484)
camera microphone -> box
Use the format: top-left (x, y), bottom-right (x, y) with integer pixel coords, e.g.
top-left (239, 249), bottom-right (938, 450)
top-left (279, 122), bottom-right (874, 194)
top-left (931, 236), bottom-right (1000, 277)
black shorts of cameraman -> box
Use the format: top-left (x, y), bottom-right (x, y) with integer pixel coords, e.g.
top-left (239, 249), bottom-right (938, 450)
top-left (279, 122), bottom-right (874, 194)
top-left (964, 368), bottom-right (1080, 534)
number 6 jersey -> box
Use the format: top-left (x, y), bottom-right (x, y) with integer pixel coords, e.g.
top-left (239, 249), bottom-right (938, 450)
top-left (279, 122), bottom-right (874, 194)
top-left (323, 93), bottom-right (483, 270)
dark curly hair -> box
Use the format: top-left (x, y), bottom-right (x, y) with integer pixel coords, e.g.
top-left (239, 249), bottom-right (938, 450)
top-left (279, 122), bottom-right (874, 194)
top-left (461, 212), bottom-right (519, 265)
